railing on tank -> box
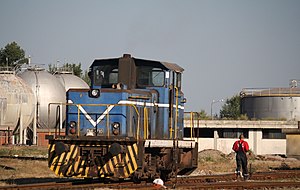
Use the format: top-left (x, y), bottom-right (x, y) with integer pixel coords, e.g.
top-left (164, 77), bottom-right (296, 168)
top-left (0, 66), bottom-right (15, 74)
top-left (48, 102), bottom-right (152, 140)
top-left (241, 88), bottom-right (300, 97)
top-left (53, 66), bottom-right (73, 75)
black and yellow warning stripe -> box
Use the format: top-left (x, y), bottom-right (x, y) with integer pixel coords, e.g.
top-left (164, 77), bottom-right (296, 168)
top-left (48, 141), bottom-right (139, 179)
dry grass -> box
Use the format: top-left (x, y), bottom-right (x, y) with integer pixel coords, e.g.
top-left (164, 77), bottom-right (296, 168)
top-left (192, 149), bottom-right (300, 175)
top-left (0, 145), bottom-right (56, 186)
top-left (0, 145), bottom-right (48, 157)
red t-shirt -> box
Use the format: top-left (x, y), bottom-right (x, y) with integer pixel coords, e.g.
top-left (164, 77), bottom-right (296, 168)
top-left (232, 139), bottom-right (249, 153)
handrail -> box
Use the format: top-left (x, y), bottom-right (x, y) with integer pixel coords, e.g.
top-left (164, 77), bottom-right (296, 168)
top-left (77, 106), bottom-right (80, 136)
top-left (174, 86), bottom-right (179, 139)
top-left (190, 112), bottom-right (194, 140)
top-left (106, 105), bottom-right (110, 138)
top-left (241, 88), bottom-right (300, 97)
top-left (143, 107), bottom-right (148, 139)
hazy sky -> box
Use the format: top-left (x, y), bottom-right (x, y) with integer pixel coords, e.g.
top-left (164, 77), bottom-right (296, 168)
top-left (1, 0), bottom-right (300, 115)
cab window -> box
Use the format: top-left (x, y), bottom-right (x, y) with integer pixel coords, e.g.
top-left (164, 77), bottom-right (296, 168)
top-left (93, 65), bottom-right (118, 87)
top-left (137, 66), bottom-right (165, 87)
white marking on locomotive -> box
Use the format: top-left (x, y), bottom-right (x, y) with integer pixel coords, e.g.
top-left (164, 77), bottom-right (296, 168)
top-left (68, 99), bottom-right (184, 128)
top-left (145, 139), bottom-right (196, 148)
top-left (68, 100), bottom-right (96, 127)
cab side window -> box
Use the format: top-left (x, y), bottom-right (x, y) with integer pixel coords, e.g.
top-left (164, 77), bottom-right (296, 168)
top-left (93, 65), bottom-right (118, 87)
top-left (137, 66), bottom-right (165, 87)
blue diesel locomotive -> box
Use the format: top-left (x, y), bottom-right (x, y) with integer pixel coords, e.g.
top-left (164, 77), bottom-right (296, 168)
top-left (47, 54), bottom-right (198, 181)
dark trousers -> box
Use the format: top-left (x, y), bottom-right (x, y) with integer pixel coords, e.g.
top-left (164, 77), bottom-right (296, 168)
top-left (236, 153), bottom-right (248, 176)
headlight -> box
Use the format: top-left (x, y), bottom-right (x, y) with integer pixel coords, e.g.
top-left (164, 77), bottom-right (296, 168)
top-left (111, 122), bottom-right (120, 135)
top-left (89, 89), bottom-right (100, 98)
top-left (70, 121), bottom-right (76, 128)
top-left (112, 122), bottom-right (120, 129)
top-left (69, 121), bottom-right (77, 135)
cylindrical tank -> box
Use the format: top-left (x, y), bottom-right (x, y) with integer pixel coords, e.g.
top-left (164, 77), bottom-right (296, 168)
top-left (54, 70), bottom-right (89, 91)
top-left (18, 67), bottom-right (66, 128)
top-left (241, 88), bottom-right (300, 121)
top-left (0, 70), bottom-right (35, 129)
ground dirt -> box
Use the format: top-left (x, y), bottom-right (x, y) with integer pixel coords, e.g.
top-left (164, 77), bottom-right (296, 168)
top-left (1, 146), bottom-right (300, 186)
top-left (192, 149), bottom-right (300, 175)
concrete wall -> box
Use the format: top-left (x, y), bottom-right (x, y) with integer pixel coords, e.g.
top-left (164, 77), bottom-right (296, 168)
top-left (186, 134), bottom-right (286, 155)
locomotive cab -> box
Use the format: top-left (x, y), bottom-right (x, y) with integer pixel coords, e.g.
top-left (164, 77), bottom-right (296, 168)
top-left (47, 54), bottom-right (198, 181)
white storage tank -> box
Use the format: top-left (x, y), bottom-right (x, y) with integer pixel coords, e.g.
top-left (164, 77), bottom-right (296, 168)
top-left (54, 70), bottom-right (89, 91)
top-left (0, 69), bottom-right (35, 130)
top-left (18, 67), bottom-right (66, 128)
top-left (241, 87), bottom-right (300, 121)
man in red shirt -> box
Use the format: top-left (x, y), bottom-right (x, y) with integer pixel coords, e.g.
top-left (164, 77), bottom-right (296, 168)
top-left (232, 134), bottom-right (250, 180)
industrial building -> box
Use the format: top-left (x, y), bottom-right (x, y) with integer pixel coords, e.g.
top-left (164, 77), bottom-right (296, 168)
top-left (183, 118), bottom-right (299, 156)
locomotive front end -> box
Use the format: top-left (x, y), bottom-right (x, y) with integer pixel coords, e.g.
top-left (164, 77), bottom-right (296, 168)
top-left (48, 88), bottom-right (143, 179)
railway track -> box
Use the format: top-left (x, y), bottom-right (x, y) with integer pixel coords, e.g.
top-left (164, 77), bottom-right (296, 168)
top-left (1, 170), bottom-right (300, 190)
top-left (0, 155), bottom-right (47, 161)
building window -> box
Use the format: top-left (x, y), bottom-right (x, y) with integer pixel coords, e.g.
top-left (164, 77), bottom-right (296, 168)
top-left (218, 128), bottom-right (249, 139)
top-left (262, 129), bottom-right (286, 139)
top-left (184, 128), bottom-right (249, 139)
top-left (183, 128), bottom-right (214, 138)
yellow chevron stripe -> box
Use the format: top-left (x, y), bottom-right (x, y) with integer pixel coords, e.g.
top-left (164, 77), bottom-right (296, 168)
top-left (73, 156), bottom-right (81, 174)
top-left (99, 167), bottom-right (105, 178)
top-left (125, 151), bottom-right (133, 174)
top-left (113, 156), bottom-right (118, 167)
top-left (65, 146), bottom-right (72, 162)
top-left (49, 143), bottom-right (56, 172)
top-left (50, 146), bottom-right (59, 172)
top-left (128, 145), bottom-right (137, 170)
top-left (55, 152), bottom-right (65, 175)
top-left (119, 153), bottom-right (129, 178)
top-left (66, 145), bottom-right (78, 175)
top-left (132, 143), bottom-right (138, 170)
top-left (103, 162), bottom-right (108, 176)
top-left (85, 166), bottom-right (89, 177)
top-left (50, 143), bottom-right (55, 152)
top-left (78, 159), bottom-right (86, 176)
top-left (108, 159), bottom-right (114, 173)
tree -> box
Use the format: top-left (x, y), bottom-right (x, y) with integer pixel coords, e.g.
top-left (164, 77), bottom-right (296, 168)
top-left (48, 63), bottom-right (82, 77)
top-left (184, 110), bottom-right (210, 120)
top-left (198, 110), bottom-right (210, 119)
top-left (0, 42), bottom-right (28, 67)
top-left (48, 63), bottom-right (91, 85)
top-left (220, 95), bottom-right (241, 119)
top-left (67, 63), bottom-right (82, 77)
top-left (82, 70), bottom-right (91, 86)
